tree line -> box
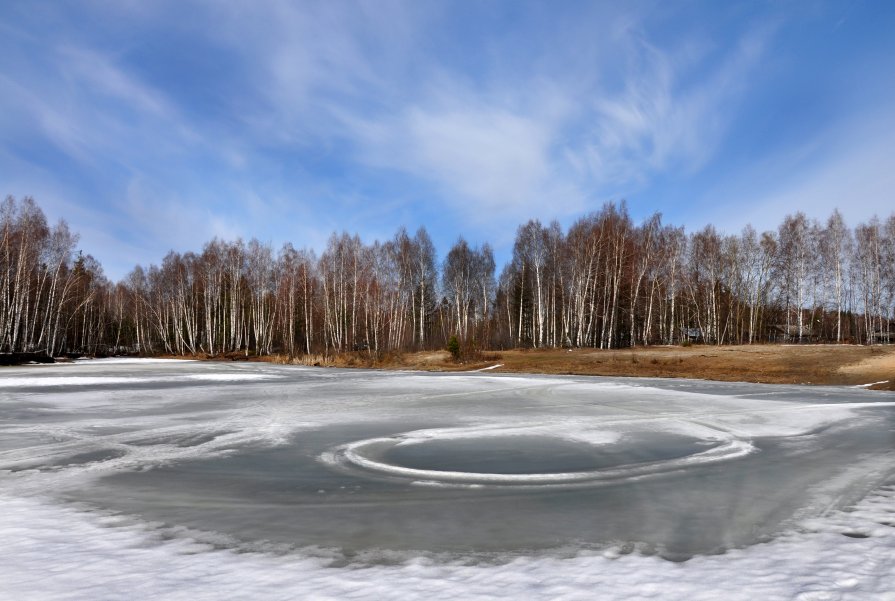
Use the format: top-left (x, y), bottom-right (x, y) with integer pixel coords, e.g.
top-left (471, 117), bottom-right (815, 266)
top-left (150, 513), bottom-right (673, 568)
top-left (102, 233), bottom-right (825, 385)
top-left (2, 194), bottom-right (894, 358)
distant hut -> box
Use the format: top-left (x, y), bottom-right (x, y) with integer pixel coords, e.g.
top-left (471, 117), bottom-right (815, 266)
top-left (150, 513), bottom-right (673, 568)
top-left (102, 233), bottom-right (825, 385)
top-left (767, 324), bottom-right (817, 344)
top-left (680, 327), bottom-right (703, 344)
top-left (870, 324), bottom-right (894, 344)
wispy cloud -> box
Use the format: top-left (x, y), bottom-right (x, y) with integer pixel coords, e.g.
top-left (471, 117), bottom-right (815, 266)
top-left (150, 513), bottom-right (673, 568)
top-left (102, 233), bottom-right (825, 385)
top-left (59, 47), bottom-right (176, 120)
top-left (346, 85), bottom-right (576, 222)
top-left (204, 0), bottom-right (423, 145)
top-left (1, 43), bottom-right (196, 167)
top-left (2, 1), bottom-right (893, 280)
top-left (581, 22), bottom-right (773, 190)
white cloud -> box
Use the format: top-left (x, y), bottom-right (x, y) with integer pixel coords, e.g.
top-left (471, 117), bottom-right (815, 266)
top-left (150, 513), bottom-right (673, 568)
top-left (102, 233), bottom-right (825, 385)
top-left (59, 47), bottom-right (176, 121)
top-left (359, 103), bottom-right (554, 213)
top-left (206, 0), bottom-right (420, 145)
top-left (583, 24), bottom-right (773, 190)
top-left (6, 1), bottom-right (889, 279)
top-left (336, 20), bottom-right (772, 230)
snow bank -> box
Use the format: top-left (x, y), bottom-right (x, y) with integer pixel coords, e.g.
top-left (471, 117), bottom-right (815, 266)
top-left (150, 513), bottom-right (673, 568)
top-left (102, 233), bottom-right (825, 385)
top-left (1, 489), bottom-right (894, 601)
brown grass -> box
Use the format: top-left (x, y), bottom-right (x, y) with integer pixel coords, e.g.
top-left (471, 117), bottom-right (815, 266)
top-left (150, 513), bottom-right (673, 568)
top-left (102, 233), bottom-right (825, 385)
top-left (163, 345), bottom-right (895, 390)
top-left (386, 345), bottom-right (895, 390)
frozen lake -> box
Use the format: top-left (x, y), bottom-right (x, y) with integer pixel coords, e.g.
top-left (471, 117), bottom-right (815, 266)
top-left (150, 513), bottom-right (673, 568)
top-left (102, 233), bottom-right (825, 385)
top-left (2, 359), bottom-right (895, 599)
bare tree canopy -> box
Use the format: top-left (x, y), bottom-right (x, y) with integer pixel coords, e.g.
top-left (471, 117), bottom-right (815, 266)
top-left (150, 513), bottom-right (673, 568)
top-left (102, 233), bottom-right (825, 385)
top-left (3, 195), bottom-right (894, 358)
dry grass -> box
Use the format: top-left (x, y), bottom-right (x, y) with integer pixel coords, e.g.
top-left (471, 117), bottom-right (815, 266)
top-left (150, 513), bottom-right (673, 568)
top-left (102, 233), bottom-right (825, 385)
top-left (270, 351), bottom-right (409, 369)
top-left (169, 344), bottom-right (895, 390)
top-left (383, 344), bottom-right (895, 389)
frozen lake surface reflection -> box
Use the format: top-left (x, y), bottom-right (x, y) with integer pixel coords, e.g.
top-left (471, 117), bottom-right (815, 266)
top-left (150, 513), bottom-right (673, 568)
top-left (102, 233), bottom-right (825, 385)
top-left (2, 359), bottom-right (895, 599)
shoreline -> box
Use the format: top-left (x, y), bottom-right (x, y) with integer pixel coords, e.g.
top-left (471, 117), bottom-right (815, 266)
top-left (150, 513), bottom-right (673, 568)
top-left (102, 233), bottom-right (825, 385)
top-left (143, 344), bottom-right (895, 391)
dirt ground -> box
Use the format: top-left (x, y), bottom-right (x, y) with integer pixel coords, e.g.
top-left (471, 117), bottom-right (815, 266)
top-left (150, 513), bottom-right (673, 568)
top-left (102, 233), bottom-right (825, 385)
top-left (388, 345), bottom-right (895, 391)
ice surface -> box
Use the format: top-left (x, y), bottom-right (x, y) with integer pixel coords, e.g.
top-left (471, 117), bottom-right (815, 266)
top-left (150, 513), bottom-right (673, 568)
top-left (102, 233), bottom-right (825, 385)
top-left (1, 360), bottom-right (894, 599)
top-left (0, 372), bottom-right (281, 388)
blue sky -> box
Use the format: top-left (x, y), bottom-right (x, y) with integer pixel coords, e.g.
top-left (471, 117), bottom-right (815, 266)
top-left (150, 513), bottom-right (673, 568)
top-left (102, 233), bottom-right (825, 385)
top-left (2, 0), bottom-right (894, 281)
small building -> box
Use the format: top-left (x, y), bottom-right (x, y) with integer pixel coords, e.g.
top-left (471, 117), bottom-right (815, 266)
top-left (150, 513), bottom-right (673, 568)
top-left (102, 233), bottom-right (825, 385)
top-left (680, 327), bottom-right (703, 343)
top-left (767, 324), bottom-right (817, 344)
top-left (870, 324), bottom-right (894, 344)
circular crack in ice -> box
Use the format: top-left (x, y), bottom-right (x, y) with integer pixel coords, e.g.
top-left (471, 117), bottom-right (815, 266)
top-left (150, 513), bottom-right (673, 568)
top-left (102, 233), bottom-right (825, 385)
top-left (322, 426), bottom-right (756, 488)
